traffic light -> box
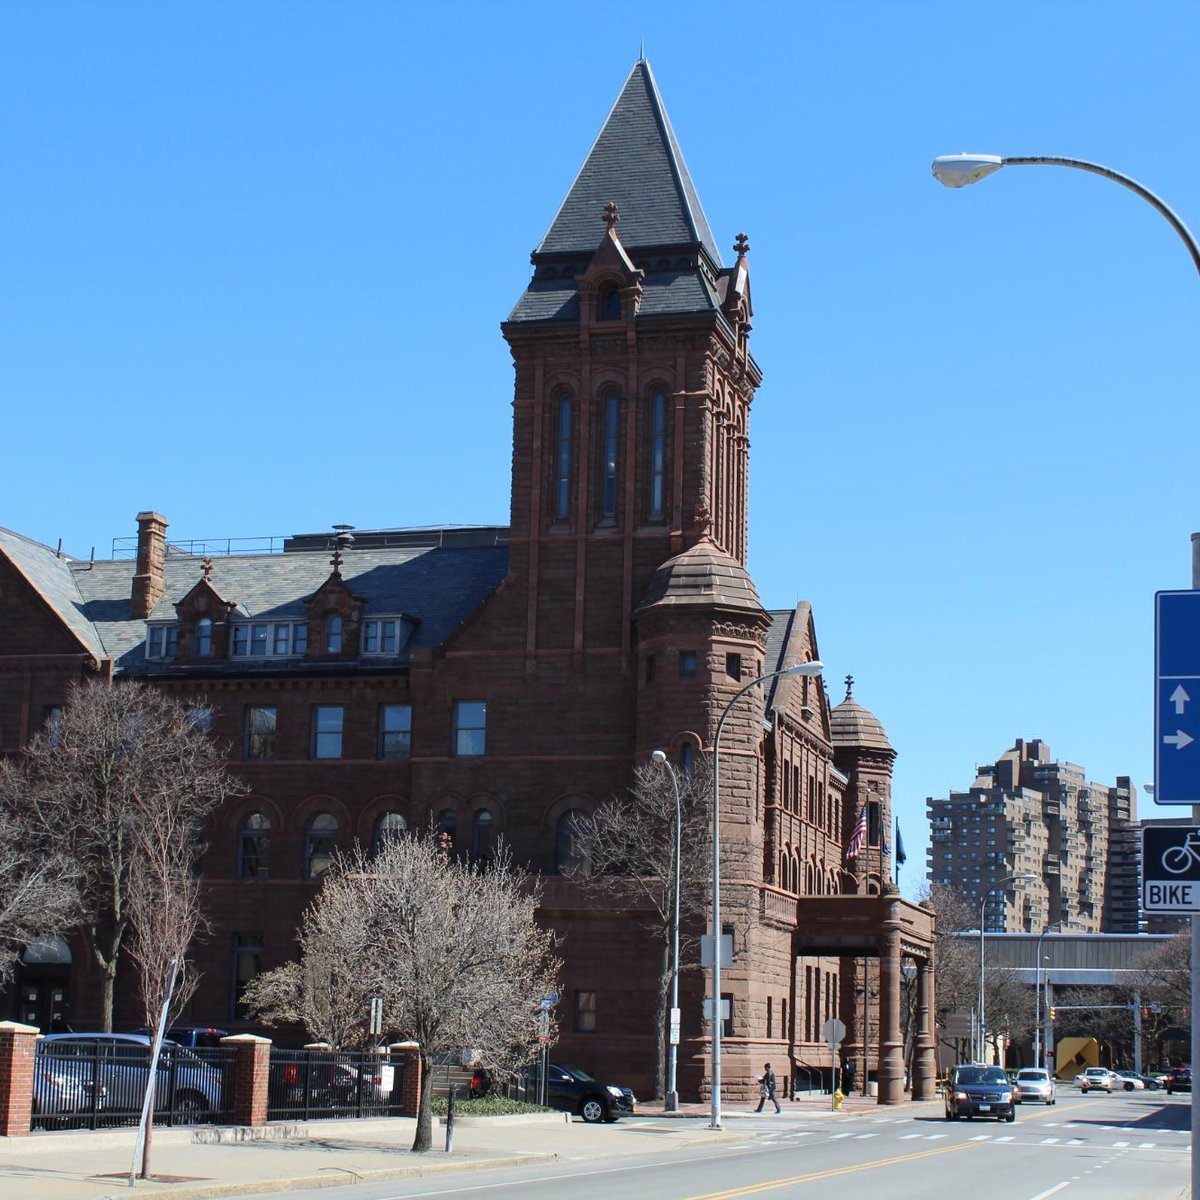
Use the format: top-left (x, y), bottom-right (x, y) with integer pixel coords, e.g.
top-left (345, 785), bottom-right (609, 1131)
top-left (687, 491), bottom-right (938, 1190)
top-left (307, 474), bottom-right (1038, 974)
top-left (1048, 1006), bottom-right (1057, 1021)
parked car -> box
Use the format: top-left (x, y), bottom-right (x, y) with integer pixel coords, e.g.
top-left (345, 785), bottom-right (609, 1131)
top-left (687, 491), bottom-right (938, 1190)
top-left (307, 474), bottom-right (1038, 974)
top-left (1014, 1067), bottom-right (1056, 1105)
top-left (518, 1062), bottom-right (635, 1123)
top-left (944, 1064), bottom-right (1016, 1122)
top-left (1115, 1071), bottom-right (1145, 1091)
top-left (134, 1025), bottom-right (231, 1049)
top-left (1165, 1067), bottom-right (1192, 1095)
top-left (1078, 1067), bottom-right (1119, 1093)
top-left (39, 1033), bottom-right (224, 1121)
top-left (31, 1056), bottom-right (108, 1121)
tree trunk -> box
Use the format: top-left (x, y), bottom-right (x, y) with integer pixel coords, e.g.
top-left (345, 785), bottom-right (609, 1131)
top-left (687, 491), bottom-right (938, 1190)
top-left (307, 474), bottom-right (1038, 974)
top-left (411, 1051), bottom-right (434, 1153)
top-left (654, 941), bottom-right (669, 1101)
top-left (100, 959), bottom-right (117, 1033)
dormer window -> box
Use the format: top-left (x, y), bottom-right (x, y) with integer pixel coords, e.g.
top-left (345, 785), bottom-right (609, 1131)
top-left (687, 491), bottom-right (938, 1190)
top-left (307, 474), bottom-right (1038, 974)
top-left (231, 621), bottom-right (308, 658)
top-left (598, 284), bottom-right (621, 320)
top-left (325, 613), bottom-right (343, 654)
top-left (362, 617), bottom-right (405, 655)
top-left (146, 624), bottom-right (178, 660)
top-left (195, 618), bottom-right (212, 658)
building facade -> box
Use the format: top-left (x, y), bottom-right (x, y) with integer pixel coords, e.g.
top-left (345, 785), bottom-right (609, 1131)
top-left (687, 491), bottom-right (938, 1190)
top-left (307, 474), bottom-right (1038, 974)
top-left (1, 60), bottom-right (935, 1103)
top-left (927, 738), bottom-right (1138, 933)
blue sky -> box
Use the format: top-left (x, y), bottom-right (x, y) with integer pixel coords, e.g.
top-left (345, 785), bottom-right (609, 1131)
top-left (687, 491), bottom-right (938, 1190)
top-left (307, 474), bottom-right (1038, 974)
top-left (4, 1), bottom-right (1198, 894)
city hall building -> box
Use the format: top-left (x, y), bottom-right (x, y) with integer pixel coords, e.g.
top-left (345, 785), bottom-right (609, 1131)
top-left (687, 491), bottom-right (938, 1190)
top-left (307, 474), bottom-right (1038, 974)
top-left (0, 60), bottom-right (935, 1103)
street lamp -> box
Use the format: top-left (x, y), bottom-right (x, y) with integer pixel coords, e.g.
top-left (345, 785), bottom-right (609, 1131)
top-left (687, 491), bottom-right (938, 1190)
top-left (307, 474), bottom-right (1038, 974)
top-left (977, 873), bottom-right (1035, 1063)
top-left (709, 659), bottom-right (824, 1130)
top-left (1034, 922), bottom-right (1068, 1068)
top-left (651, 748), bottom-right (683, 1113)
top-left (930, 154), bottom-right (1200, 277)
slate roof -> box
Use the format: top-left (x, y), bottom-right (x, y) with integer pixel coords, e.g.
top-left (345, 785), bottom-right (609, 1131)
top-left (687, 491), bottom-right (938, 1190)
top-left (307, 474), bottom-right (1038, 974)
top-left (536, 60), bottom-right (721, 263)
top-left (508, 268), bottom-right (720, 324)
top-left (829, 690), bottom-right (894, 754)
top-left (636, 538), bottom-right (765, 615)
top-left (0, 529), bottom-right (509, 675)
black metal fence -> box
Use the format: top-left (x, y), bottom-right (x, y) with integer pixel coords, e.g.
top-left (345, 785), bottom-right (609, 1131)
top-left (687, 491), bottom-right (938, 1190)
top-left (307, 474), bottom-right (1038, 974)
top-left (33, 1039), bottom-right (236, 1131)
top-left (265, 1048), bottom-right (405, 1120)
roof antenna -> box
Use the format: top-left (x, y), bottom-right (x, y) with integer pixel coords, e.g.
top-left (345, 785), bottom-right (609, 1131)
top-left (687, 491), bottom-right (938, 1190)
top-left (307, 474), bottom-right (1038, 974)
top-left (639, 37), bottom-right (645, 62)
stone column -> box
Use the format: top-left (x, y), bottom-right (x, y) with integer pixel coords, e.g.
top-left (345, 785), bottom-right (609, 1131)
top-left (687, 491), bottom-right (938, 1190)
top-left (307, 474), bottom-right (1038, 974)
top-left (875, 902), bottom-right (905, 1103)
top-left (391, 1041), bottom-right (422, 1118)
top-left (0, 1021), bottom-right (39, 1137)
top-left (221, 1034), bottom-right (271, 1127)
top-left (911, 958), bottom-right (937, 1100)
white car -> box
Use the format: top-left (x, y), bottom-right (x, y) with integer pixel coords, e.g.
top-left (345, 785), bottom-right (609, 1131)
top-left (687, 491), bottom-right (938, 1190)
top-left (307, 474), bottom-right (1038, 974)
top-left (1015, 1067), bottom-right (1056, 1104)
top-left (1078, 1067), bottom-right (1120, 1093)
top-left (1115, 1071), bottom-right (1146, 1091)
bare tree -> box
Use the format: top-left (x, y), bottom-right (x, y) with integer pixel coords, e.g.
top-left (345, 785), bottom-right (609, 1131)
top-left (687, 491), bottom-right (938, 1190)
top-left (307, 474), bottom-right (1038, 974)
top-left (246, 833), bottom-right (560, 1153)
top-left (0, 771), bottom-right (77, 986)
top-left (568, 757), bottom-right (711, 1100)
top-left (14, 678), bottom-right (245, 1029)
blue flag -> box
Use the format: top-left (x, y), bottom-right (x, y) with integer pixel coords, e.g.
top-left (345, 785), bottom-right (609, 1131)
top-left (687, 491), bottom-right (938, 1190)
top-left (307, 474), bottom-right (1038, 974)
top-left (895, 821), bottom-right (907, 865)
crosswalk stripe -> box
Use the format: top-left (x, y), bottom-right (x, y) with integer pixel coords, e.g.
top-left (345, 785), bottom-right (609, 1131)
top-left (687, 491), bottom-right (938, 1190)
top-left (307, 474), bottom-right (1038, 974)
top-left (1139, 1143), bottom-right (1156, 1149)
top-left (1113, 1141), bottom-right (1129, 1147)
top-left (1040, 1137), bottom-right (1060, 1144)
top-left (925, 1133), bottom-right (947, 1140)
top-left (969, 1134), bottom-right (991, 1141)
top-left (996, 1136), bottom-right (1014, 1142)
top-left (899, 1133), bottom-right (921, 1140)
top-left (828, 1132), bottom-right (852, 1140)
top-left (854, 1134), bottom-right (877, 1139)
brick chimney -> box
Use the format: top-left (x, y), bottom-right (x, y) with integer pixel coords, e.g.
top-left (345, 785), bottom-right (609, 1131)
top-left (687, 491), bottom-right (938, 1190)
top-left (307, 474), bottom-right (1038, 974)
top-left (131, 511), bottom-right (168, 618)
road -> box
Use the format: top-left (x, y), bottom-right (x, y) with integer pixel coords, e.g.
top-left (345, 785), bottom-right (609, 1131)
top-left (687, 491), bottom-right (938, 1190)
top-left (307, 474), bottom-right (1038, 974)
top-left (251, 1090), bottom-right (1190, 1200)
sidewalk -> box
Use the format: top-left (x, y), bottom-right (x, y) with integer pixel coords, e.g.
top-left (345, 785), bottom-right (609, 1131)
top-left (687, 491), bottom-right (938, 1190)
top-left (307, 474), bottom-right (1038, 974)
top-left (0, 1096), bottom-right (939, 1200)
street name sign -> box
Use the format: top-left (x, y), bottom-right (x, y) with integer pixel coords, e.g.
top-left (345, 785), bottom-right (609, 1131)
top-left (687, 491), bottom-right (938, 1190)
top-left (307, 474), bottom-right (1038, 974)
top-left (1154, 591), bottom-right (1200, 803)
top-left (1142, 825), bottom-right (1200, 912)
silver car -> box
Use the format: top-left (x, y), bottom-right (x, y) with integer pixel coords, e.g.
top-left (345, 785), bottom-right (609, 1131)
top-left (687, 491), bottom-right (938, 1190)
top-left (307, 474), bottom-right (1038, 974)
top-left (1014, 1067), bottom-right (1056, 1104)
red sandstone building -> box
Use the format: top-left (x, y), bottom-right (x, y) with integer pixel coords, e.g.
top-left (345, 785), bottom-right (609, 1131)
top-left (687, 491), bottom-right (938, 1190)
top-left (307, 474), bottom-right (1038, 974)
top-left (0, 60), bottom-right (935, 1103)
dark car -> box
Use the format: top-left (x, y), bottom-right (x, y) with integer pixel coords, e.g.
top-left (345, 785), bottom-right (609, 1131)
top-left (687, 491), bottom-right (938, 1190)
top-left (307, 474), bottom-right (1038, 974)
top-left (944, 1064), bottom-right (1016, 1122)
top-left (133, 1025), bottom-right (231, 1049)
top-left (520, 1062), bottom-right (635, 1123)
top-left (1165, 1067), bottom-right (1192, 1095)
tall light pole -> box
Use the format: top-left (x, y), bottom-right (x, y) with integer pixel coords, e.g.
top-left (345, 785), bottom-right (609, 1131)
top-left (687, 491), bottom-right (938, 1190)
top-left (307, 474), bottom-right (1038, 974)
top-left (978, 873), bottom-right (1035, 1063)
top-left (709, 659), bottom-right (824, 1130)
top-left (651, 749), bottom-right (682, 1113)
top-left (931, 152), bottom-right (1199, 1193)
top-left (1034, 922), bottom-right (1067, 1068)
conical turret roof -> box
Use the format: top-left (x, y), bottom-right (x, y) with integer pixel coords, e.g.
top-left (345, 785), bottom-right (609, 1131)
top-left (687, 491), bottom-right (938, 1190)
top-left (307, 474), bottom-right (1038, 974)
top-left (637, 537), bottom-right (765, 615)
top-left (829, 677), bottom-right (894, 753)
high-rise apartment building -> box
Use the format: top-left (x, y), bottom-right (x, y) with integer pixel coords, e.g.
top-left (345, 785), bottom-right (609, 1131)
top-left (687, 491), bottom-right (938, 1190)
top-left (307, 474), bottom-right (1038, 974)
top-left (927, 738), bottom-right (1138, 932)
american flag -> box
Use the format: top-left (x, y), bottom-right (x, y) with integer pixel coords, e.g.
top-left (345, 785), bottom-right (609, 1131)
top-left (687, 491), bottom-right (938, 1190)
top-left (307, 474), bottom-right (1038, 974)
top-left (845, 805), bottom-right (868, 862)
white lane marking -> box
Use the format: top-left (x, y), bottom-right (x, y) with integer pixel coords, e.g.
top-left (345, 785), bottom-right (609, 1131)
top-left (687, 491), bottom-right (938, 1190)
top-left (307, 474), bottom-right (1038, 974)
top-left (854, 1133), bottom-right (877, 1139)
top-left (1066, 1139), bottom-right (1084, 1145)
top-left (1139, 1142), bottom-right (1156, 1148)
top-left (924, 1133), bottom-right (947, 1140)
top-left (1040, 1137), bottom-right (1060, 1144)
top-left (899, 1133), bottom-right (922, 1140)
top-left (969, 1134), bottom-right (991, 1141)
top-left (1027, 1184), bottom-right (1070, 1200)
top-left (996, 1135), bottom-right (1014, 1142)
top-left (828, 1132), bottom-right (853, 1140)
top-left (1113, 1141), bottom-right (1129, 1147)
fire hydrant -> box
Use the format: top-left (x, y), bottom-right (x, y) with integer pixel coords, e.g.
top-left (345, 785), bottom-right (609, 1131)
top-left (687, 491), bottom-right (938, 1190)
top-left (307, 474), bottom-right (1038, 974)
top-left (832, 1088), bottom-right (845, 1111)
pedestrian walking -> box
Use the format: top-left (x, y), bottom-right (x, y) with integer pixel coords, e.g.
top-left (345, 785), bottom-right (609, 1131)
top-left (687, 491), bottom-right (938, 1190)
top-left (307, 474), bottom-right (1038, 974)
top-left (755, 1062), bottom-right (781, 1113)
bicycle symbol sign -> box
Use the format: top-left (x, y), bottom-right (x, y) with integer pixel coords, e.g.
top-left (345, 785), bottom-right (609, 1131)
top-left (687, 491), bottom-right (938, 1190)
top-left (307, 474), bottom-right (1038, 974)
top-left (1143, 825), bottom-right (1200, 912)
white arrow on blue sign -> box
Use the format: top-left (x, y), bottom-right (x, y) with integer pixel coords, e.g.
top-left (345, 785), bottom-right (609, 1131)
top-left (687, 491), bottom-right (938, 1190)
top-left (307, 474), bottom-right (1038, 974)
top-left (1154, 591), bottom-right (1200, 804)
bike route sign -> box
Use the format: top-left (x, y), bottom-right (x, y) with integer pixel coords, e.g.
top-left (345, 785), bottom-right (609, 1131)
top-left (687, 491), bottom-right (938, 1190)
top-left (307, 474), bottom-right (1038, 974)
top-left (1154, 591), bottom-right (1200, 804)
top-left (1143, 824), bottom-right (1200, 912)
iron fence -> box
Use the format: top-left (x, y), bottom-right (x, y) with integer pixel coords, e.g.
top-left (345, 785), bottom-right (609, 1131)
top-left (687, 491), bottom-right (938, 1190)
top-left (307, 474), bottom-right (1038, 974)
top-left (33, 1039), bottom-right (236, 1131)
top-left (266, 1048), bottom-right (405, 1120)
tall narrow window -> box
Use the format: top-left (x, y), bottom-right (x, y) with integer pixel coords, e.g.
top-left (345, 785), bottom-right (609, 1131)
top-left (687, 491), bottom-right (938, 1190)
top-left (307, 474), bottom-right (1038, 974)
top-left (602, 393), bottom-right (619, 518)
top-left (312, 705), bottom-right (343, 760)
top-left (471, 810), bottom-right (494, 865)
top-left (574, 989), bottom-right (598, 1032)
top-left (436, 809), bottom-right (457, 851)
top-left (378, 703), bottom-right (412, 759)
top-left (246, 707), bottom-right (277, 760)
top-left (556, 809), bottom-right (591, 874)
top-left (43, 705), bottom-right (63, 747)
top-left (238, 812), bottom-right (271, 880)
top-left (555, 395), bottom-right (572, 520)
top-left (304, 813), bottom-right (338, 880)
top-left (325, 614), bottom-right (342, 654)
top-left (231, 933), bottom-right (263, 1020)
top-left (452, 701), bottom-right (486, 756)
top-left (195, 618), bottom-right (212, 658)
top-left (599, 284), bottom-right (621, 320)
top-left (649, 390), bottom-right (666, 517)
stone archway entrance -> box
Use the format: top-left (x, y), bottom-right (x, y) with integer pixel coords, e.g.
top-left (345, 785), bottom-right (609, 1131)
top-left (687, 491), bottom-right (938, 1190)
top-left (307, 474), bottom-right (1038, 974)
top-left (793, 892), bottom-right (937, 1103)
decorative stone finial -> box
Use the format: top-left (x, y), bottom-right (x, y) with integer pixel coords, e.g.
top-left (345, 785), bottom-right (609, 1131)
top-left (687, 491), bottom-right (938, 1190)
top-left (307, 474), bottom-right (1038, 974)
top-left (603, 201), bottom-right (620, 230)
top-left (201, 557), bottom-right (213, 581)
top-left (691, 500), bottom-right (712, 535)
top-left (844, 674), bottom-right (854, 700)
top-left (330, 547), bottom-right (343, 576)
top-left (733, 232), bottom-right (750, 259)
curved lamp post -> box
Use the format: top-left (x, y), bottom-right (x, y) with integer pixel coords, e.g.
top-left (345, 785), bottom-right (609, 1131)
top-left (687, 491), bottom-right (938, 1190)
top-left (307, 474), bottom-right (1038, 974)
top-left (978, 873), bottom-right (1035, 1062)
top-left (709, 659), bottom-right (824, 1130)
top-left (930, 154), bottom-right (1200, 277)
top-left (1033, 921), bottom-right (1068, 1069)
top-left (651, 749), bottom-right (683, 1113)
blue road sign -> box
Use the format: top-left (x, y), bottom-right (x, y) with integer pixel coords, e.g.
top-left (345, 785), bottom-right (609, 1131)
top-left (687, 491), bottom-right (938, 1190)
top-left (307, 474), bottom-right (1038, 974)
top-left (1154, 591), bottom-right (1200, 804)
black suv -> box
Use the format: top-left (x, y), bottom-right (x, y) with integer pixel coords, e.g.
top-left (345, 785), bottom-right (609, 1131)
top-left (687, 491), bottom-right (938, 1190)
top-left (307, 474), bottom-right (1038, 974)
top-left (520, 1063), bottom-right (635, 1123)
top-left (1165, 1067), bottom-right (1192, 1095)
top-left (944, 1064), bottom-right (1016, 1122)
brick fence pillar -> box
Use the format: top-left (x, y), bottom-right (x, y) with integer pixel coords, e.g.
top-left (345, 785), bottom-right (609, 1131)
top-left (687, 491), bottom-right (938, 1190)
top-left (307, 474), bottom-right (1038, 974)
top-left (0, 1021), bottom-right (39, 1137)
top-left (390, 1041), bottom-right (421, 1117)
top-left (220, 1034), bottom-right (271, 1127)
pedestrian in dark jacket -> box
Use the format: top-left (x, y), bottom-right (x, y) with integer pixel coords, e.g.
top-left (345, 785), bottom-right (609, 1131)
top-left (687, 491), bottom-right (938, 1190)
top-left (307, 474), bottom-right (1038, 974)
top-left (755, 1062), bottom-right (781, 1113)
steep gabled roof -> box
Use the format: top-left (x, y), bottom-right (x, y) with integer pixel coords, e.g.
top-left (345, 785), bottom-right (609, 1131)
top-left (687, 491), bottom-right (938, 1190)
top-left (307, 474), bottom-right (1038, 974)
top-left (535, 59), bottom-right (721, 264)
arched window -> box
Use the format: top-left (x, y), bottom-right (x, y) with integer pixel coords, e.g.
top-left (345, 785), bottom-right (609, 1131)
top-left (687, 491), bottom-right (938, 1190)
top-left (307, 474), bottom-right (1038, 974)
top-left (195, 618), bottom-right (212, 658)
top-left (679, 742), bottom-right (694, 774)
top-left (325, 614), bottom-right (343, 654)
top-left (601, 393), bottom-right (619, 518)
top-left (372, 811), bottom-right (407, 856)
top-left (555, 809), bottom-right (591, 875)
top-left (649, 390), bottom-right (666, 518)
top-left (598, 285), bottom-right (621, 320)
top-left (238, 812), bottom-right (271, 880)
top-left (304, 812), bottom-right (338, 880)
top-left (471, 810), bottom-right (494, 865)
top-left (555, 395), bottom-right (573, 521)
